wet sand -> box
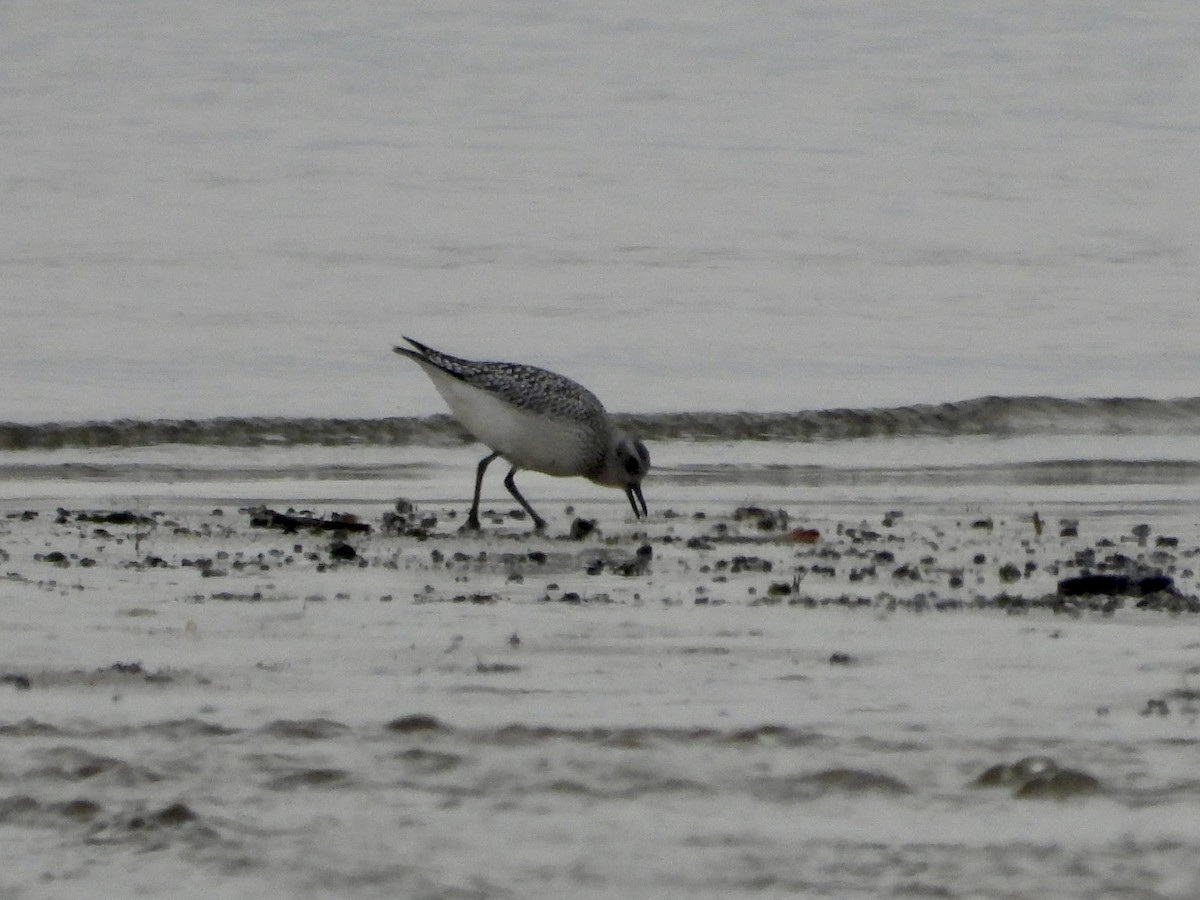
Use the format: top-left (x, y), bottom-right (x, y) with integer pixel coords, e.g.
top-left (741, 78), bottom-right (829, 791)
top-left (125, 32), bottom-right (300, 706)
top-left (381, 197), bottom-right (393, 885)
top-left (1, 490), bottom-right (1199, 899)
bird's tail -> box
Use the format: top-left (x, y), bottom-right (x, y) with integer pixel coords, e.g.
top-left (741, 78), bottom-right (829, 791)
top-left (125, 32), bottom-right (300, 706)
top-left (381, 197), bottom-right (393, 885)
top-left (393, 336), bottom-right (432, 362)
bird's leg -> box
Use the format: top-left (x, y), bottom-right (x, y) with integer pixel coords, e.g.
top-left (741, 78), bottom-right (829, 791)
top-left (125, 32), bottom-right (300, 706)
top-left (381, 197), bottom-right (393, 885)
top-left (462, 451), bottom-right (500, 531)
top-left (503, 466), bottom-right (547, 531)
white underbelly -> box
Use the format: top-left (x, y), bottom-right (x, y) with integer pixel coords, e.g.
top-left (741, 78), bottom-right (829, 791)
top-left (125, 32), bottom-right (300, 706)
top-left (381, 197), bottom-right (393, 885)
top-left (425, 368), bottom-right (594, 476)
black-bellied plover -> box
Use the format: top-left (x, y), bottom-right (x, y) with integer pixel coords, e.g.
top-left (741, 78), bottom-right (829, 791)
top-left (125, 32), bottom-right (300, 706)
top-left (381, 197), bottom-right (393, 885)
top-left (394, 337), bottom-right (650, 531)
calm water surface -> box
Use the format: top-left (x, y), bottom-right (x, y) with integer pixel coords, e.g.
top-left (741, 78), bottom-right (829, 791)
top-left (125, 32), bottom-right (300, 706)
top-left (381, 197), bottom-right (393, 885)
top-left (2, 1), bottom-right (1198, 421)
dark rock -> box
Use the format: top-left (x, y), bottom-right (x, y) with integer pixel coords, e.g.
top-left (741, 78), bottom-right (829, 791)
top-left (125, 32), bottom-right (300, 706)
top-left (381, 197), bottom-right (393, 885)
top-left (569, 518), bottom-right (597, 540)
top-left (998, 563), bottom-right (1023, 583)
top-left (329, 542), bottom-right (357, 561)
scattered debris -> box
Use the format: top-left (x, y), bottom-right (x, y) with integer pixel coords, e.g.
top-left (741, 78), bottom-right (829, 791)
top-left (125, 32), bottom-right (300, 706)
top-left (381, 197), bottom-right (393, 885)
top-left (248, 507), bottom-right (370, 534)
top-left (1057, 573), bottom-right (1175, 598)
top-left (734, 506), bottom-right (789, 531)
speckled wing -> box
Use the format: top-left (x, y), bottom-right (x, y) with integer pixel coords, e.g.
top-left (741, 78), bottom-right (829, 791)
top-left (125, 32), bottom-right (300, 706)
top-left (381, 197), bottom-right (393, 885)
top-left (396, 337), bottom-right (608, 428)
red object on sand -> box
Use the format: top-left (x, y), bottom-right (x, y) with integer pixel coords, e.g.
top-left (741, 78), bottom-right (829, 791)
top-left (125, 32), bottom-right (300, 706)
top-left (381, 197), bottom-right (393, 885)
top-left (784, 528), bottom-right (820, 544)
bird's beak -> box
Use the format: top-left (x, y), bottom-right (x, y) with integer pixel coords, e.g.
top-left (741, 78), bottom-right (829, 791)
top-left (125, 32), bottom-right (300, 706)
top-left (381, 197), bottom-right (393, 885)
top-left (626, 483), bottom-right (648, 520)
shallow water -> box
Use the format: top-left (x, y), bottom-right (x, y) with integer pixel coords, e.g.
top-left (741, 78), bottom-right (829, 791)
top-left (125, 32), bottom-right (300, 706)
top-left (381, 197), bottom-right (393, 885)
top-left (3, 1), bottom-right (1200, 420)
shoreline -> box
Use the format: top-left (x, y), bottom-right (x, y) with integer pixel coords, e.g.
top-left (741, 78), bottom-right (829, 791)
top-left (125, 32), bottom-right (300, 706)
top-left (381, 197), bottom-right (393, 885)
top-left (4, 394), bottom-right (1200, 449)
top-left (1, 492), bottom-right (1199, 897)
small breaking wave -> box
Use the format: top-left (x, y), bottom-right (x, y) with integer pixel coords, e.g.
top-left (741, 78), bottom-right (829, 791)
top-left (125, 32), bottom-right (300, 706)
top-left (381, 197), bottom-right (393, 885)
top-left (2, 396), bottom-right (1199, 450)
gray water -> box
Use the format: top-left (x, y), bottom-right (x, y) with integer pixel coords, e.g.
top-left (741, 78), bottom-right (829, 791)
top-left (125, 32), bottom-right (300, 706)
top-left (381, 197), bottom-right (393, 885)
top-left (3, 1), bottom-right (1199, 422)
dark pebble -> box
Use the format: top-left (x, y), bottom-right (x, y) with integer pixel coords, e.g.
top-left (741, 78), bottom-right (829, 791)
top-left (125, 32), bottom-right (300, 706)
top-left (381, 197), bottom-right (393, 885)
top-left (329, 542), bottom-right (357, 561)
top-left (569, 518), bottom-right (597, 540)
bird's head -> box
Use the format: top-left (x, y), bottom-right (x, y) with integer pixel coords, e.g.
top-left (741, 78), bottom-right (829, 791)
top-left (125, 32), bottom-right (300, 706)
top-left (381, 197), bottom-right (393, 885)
top-left (590, 431), bottom-right (650, 519)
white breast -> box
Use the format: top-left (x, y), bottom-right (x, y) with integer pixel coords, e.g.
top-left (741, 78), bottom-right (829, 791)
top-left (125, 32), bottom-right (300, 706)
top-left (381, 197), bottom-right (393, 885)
top-left (420, 364), bottom-right (595, 476)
